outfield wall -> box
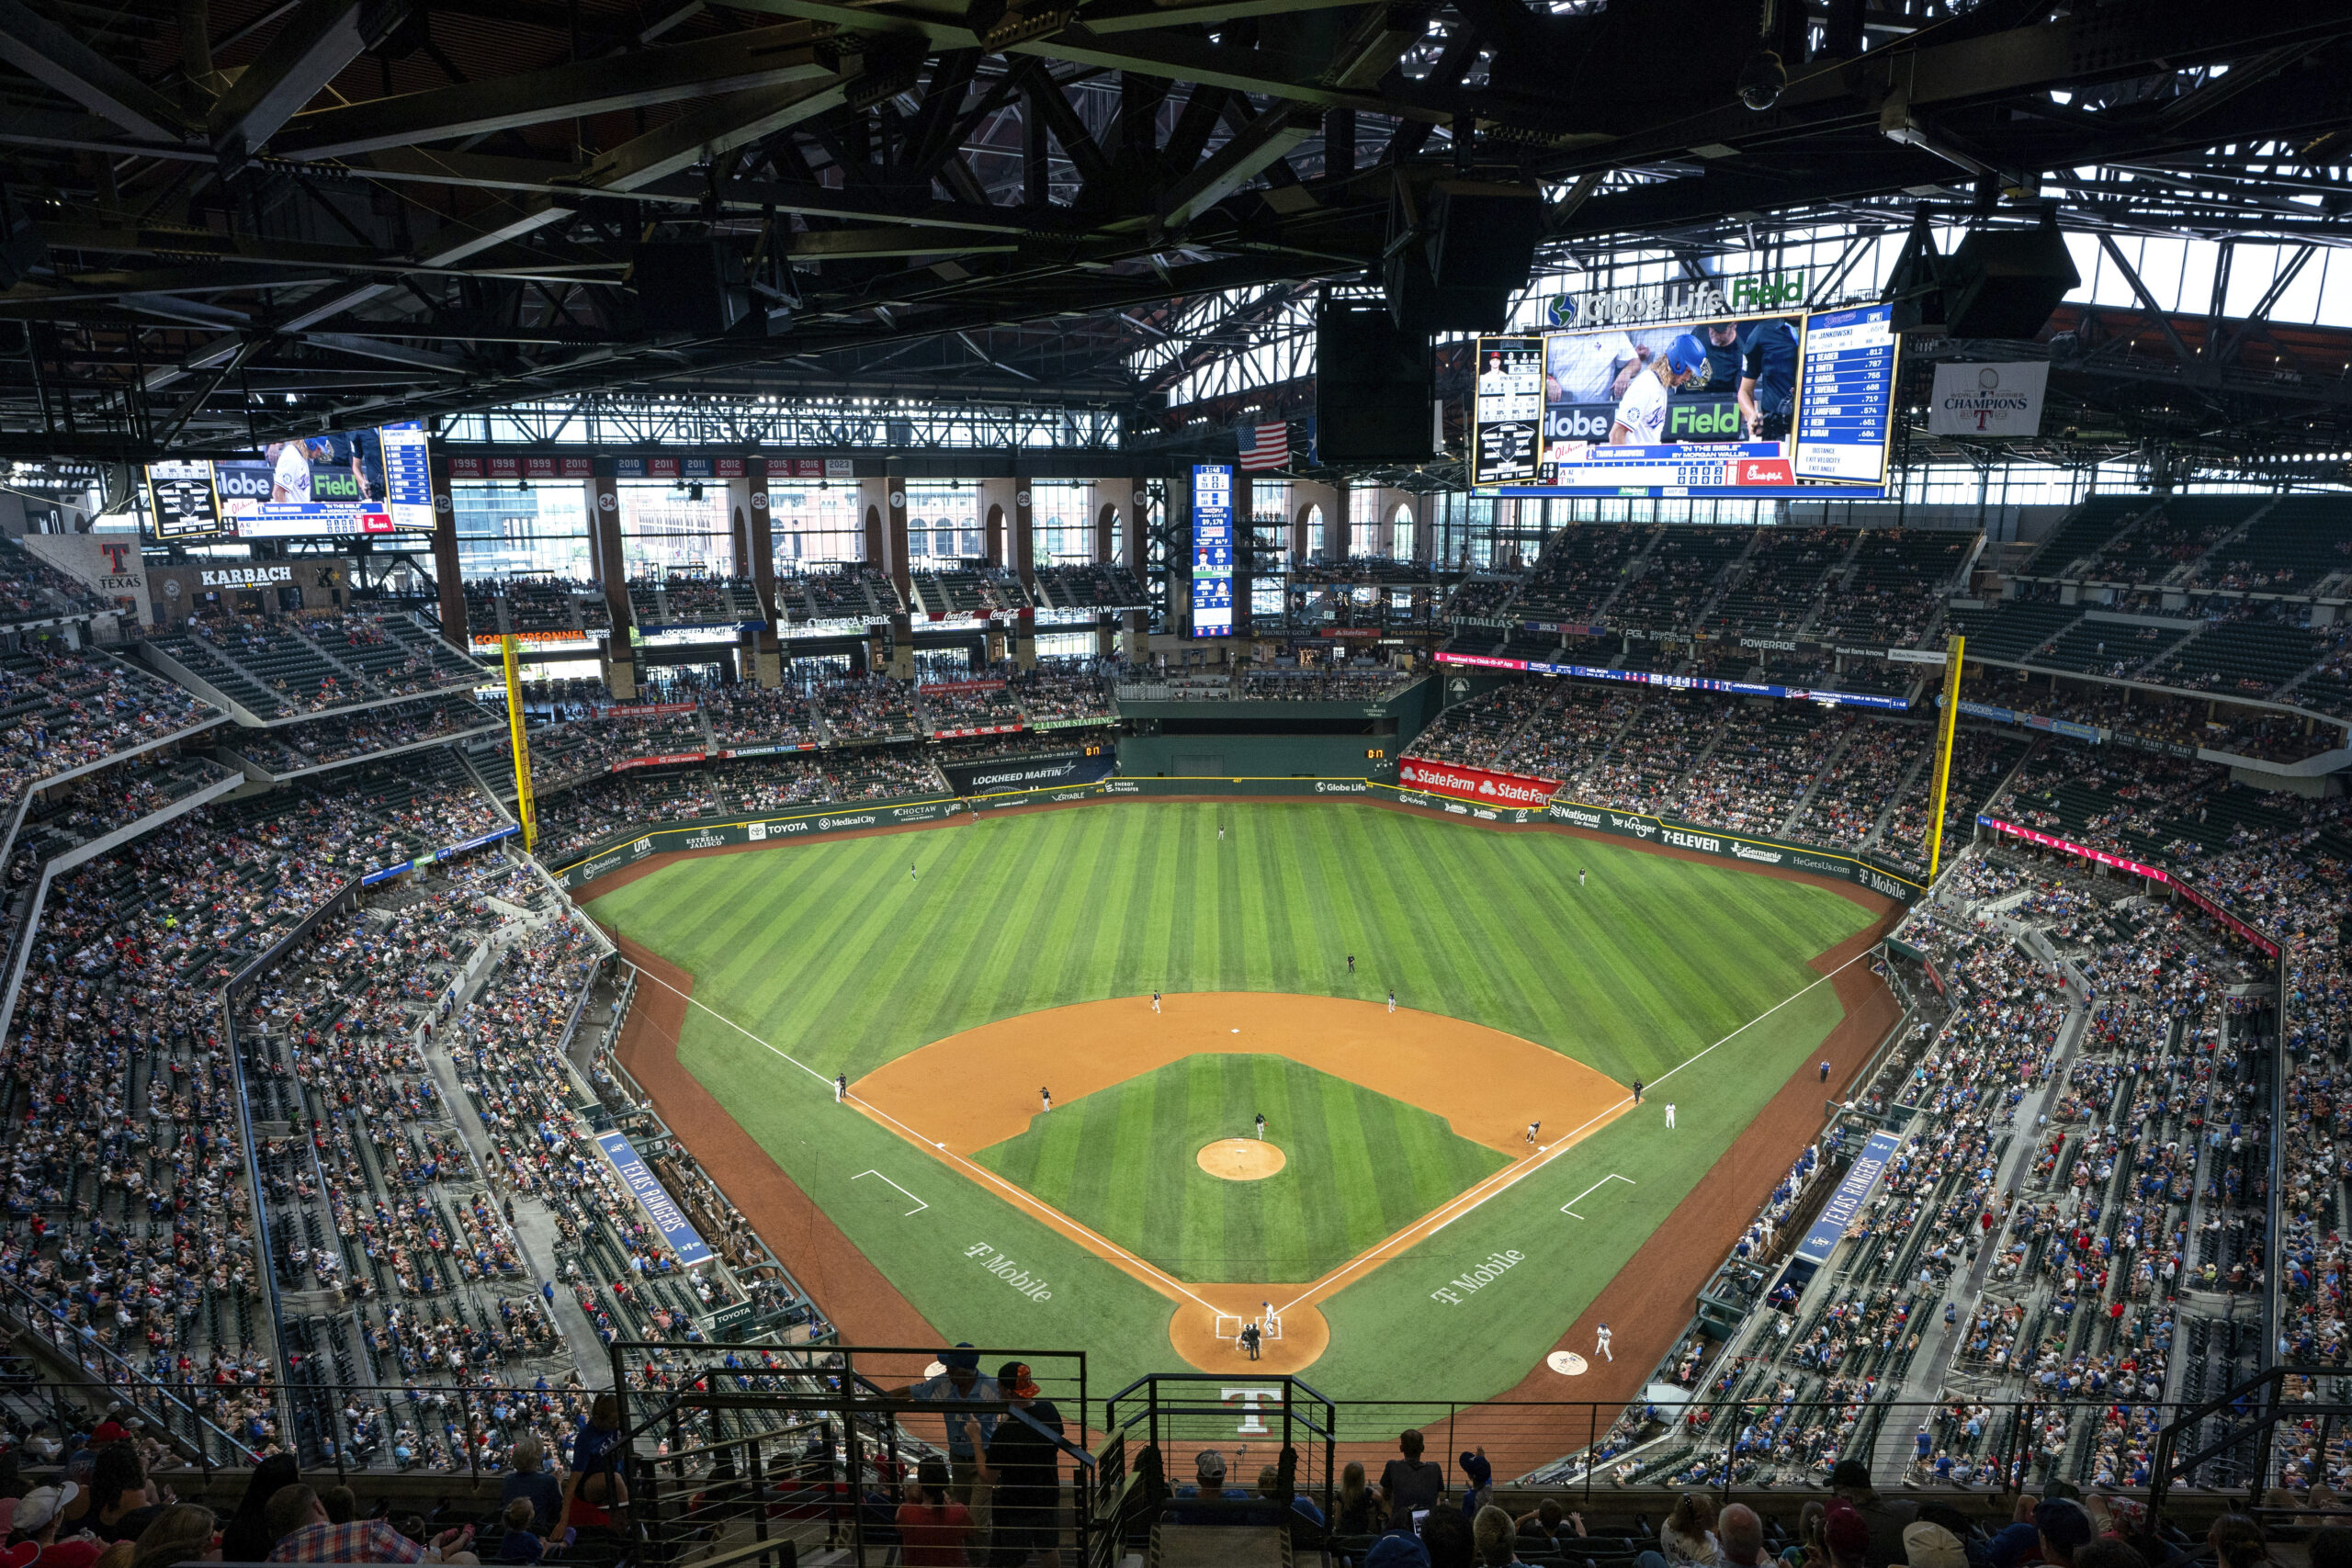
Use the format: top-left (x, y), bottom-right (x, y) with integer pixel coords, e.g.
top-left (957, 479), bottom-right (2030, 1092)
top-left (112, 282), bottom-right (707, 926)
top-left (547, 775), bottom-right (1925, 903)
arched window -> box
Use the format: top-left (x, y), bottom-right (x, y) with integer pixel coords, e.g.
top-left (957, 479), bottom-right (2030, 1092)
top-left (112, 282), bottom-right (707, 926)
top-left (1392, 502), bottom-right (1415, 560)
top-left (1299, 502), bottom-right (1324, 558)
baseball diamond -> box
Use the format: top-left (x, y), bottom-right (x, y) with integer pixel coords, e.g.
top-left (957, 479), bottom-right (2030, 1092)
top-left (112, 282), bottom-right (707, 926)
top-left (583, 797), bottom-right (1888, 1400)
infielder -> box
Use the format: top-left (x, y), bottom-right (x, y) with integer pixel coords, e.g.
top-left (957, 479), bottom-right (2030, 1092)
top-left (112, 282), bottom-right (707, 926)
top-left (1596, 1323), bottom-right (1613, 1361)
top-left (1665, 1102), bottom-right (1677, 1129)
top-left (1526, 1121), bottom-right (1540, 1145)
top-left (1151, 990), bottom-right (1161, 1013)
top-left (1387, 989), bottom-right (1396, 1013)
top-left (1041, 1087), bottom-right (1052, 1113)
top-left (835, 1074), bottom-right (846, 1103)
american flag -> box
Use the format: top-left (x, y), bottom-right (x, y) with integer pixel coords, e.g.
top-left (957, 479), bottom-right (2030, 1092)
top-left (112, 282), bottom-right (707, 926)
top-left (1238, 423), bottom-right (1289, 471)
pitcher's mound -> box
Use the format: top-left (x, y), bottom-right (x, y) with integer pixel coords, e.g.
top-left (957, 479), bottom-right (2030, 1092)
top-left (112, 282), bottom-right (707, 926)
top-left (1199, 1138), bottom-right (1285, 1180)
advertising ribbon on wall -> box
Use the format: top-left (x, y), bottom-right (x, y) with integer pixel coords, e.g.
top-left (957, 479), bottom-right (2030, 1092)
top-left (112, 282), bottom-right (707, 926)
top-left (1396, 757), bottom-right (1561, 808)
top-left (1975, 817), bottom-right (2279, 958)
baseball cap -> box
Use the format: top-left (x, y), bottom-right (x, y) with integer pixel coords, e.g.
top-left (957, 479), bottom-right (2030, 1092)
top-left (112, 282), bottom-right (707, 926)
top-left (0, 1540), bottom-right (37, 1568)
top-left (90, 1421), bottom-right (129, 1446)
top-left (941, 1343), bottom-right (980, 1371)
top-left (1826, 1502), bottom-right (1870, 1561)
top-left (2035, 1500), bottom-right (2095, 1551)
top-left (1367, 1535), bottom-right (1432, 1568)
top-left (16, 1483), bottom-right (77, 1535)
top-left (1828, 1459), bottom-right (1872, 1489)
top-left (1905, 1523), bottom-right (1969, 1568)
top-left (916, 1455), bottom-right (951, 1491)
top-left (1665, 333), bottom-right (1711, 376)
top-left (1195, 1450), bottom-right (1227, 1481)
top-left (997, 1362), bottom-right (1040, 1399)
top-left (1458, 1451), bottom-right (1492, 1490)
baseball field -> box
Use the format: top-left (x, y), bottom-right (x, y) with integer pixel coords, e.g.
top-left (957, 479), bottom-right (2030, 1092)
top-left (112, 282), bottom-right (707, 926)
top-left (583, 799), bottom-right (1887, 1404)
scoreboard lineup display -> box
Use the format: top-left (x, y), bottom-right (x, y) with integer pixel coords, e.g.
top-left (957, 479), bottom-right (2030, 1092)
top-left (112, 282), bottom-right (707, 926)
top-left (1471, 303), bottom-right (1900, 500)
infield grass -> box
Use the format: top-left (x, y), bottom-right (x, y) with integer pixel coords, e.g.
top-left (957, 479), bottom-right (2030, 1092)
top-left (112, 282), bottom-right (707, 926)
top-left (973, 1054), bottom-right (1510, 1282)
top-left (586, 800), bottom-right (1879, 1398)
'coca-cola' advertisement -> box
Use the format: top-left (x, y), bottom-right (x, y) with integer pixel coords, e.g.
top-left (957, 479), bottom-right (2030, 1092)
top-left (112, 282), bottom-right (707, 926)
top-left (1397, 758), bottom-right (1561, 807)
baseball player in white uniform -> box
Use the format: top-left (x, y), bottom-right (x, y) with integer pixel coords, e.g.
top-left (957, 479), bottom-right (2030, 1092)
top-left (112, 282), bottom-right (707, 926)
top-left (1609, 333), bottom-right (1712, 446)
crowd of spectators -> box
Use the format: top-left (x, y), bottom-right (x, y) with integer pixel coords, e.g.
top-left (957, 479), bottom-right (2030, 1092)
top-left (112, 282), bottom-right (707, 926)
top-left (0, 643), bottom-right (215, 818)
top-left (232, 698), bottom-right (502, 776)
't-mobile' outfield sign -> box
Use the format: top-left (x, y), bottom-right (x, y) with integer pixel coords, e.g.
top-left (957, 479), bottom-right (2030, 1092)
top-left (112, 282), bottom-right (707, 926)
top-left (1794, 1130), bottom-right (1903, 1266)
top-left (594, 1130), bottom-right (714, 1268)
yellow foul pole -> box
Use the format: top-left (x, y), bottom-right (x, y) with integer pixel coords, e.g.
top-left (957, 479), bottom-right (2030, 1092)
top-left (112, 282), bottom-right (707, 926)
top-left (502, 634), bottom-right (537, 853)
top-left (1924, 631), bottom-right (1965, 880)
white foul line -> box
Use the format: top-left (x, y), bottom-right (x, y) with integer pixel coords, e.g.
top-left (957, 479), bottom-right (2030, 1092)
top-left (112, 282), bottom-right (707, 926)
top-left (854, 1169), bottom-right (930, 1216)
top-left (1561, 1173), bottom-right (1636, 1219)
top-left (1274, 941), bottom-right (1880, 1316)
top-left (616, 957), bottom-right (1225, 1314)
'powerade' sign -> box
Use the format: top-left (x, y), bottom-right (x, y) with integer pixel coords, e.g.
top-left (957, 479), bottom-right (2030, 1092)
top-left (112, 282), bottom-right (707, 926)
top-left (594, 1129), bottom-right (713, 1268)
top-left (1794, 1131), bottom-right (1902, 1265)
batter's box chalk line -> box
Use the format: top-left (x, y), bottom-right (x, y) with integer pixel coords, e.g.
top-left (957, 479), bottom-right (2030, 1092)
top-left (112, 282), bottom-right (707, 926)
top-left (1561, 1172), bottom-right (1635, 1219)
top-left (1214, 1314), bottom-right (1284, 1341)
top-left (854, 1169), bottom-right (930, 1215)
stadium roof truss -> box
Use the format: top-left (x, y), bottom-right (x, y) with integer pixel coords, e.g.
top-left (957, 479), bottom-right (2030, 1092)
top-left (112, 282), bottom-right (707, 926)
top-left (0, 0), bottom-right (2350, 473)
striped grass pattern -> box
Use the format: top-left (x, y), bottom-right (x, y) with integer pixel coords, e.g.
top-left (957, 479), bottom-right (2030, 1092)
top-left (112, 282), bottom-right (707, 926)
top-left (972, 1054), bottom-right (1510, 1282)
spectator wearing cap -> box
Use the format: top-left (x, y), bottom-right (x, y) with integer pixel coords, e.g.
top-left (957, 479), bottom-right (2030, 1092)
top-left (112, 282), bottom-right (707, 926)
top-left (1377, 1431), bottom-right (1444, 1526)
top-left (1825, 1503), bottom-right (1870, 1568)
top-left (983, 1363), bottom-right (1063, 1567)
top-left (896, 1456), bottom-right (975, 1568)
top-left (1904, 1525), bottom-right (1968, 1568)
top-left (1827, 1461), bottom-right (1917, 1568)
top-left (264, 1484), bottom-right (478, 1565)
top-left (1455, 1452), bottom-right (1492, 1524)
top-left (892, 1347), bottom-right (1001, 1551)
top-left (1170, 1451), bottom-right (1250, 1526)
top-left (1368, 1535), bottom-right (1431, 1568)
top-left (12, 1485), bottom-right (96, 1568)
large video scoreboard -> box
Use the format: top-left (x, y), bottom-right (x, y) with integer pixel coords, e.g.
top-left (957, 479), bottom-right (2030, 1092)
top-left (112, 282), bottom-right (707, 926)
top-left (1471, 303), bottom-right (1899, 500)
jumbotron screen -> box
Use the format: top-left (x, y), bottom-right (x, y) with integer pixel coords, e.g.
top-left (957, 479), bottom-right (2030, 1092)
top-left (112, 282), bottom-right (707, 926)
top-left (142, 419), bottom-right (435, 540)
top-left (1470, 304), bottom-right (1898, 500)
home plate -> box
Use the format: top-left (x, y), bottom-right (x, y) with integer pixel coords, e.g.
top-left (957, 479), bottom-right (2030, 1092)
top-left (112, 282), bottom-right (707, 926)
top-left (1547, 1351), bottom-right (1589, 1376)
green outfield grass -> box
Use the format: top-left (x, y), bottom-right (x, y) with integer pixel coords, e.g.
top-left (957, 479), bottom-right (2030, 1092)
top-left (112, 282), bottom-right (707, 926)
top-left (586, 800), bottom-right (1879, 1398)
top-left (972, 1054), bottom-right (1510, 1282)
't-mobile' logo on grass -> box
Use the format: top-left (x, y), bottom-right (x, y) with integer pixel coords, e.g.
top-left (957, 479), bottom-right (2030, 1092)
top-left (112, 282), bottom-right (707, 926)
top-left (964, 1243), bottom-right (1052, 1301)
top-left (1430, 1249), bottom-right (1525, 1305)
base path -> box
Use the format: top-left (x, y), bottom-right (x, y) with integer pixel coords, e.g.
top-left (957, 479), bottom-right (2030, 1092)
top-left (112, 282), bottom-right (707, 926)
top-left (853, 993), bottom-right (1628, 1374)
top-left (853, 992), bottom-right (1624, 1158)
